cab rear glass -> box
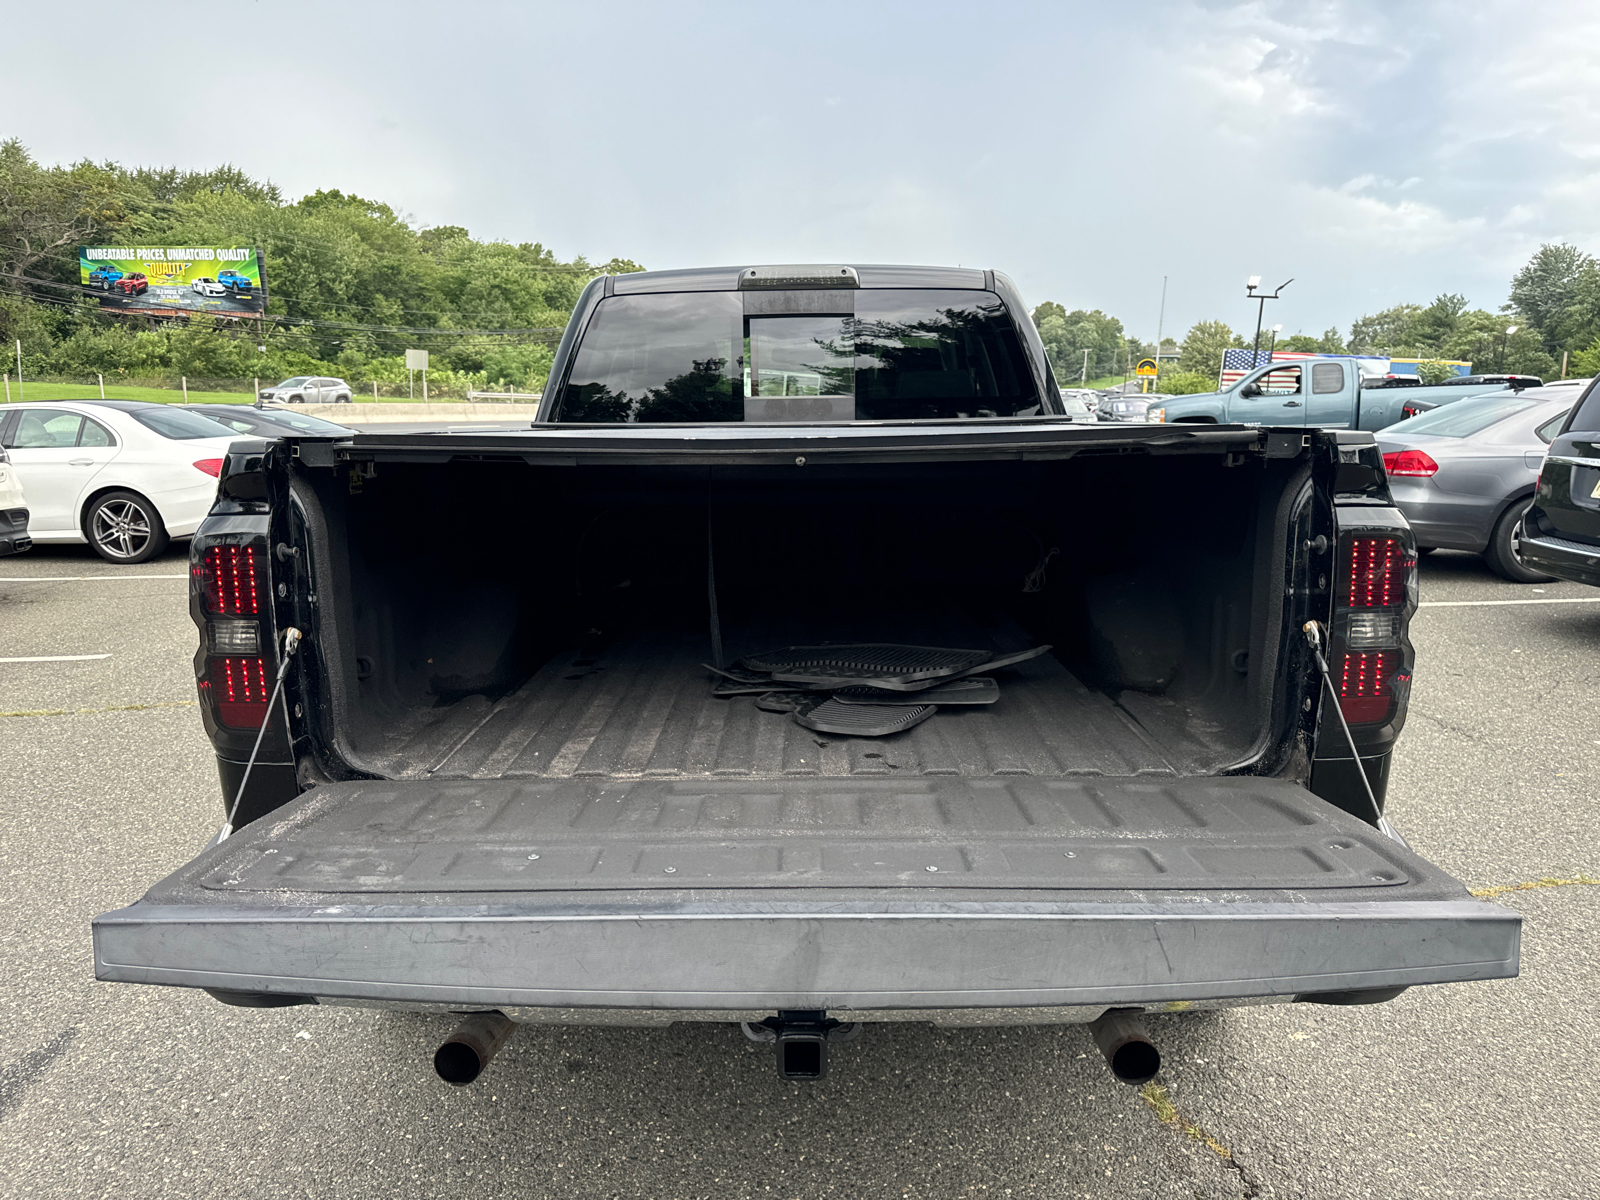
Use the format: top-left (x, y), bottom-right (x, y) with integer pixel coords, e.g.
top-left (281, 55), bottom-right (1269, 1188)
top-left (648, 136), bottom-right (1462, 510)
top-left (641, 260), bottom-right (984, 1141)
top-left (553, 289), bottom-right (1041, 422)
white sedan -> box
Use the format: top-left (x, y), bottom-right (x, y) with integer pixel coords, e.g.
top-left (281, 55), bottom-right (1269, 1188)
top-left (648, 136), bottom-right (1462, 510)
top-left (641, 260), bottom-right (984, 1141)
top-left (0, 400), bottom-right (239, 563)
top-left (191, 277), bottom-right (227, 297)
top-left (0, 441), bottom-right (29, 557)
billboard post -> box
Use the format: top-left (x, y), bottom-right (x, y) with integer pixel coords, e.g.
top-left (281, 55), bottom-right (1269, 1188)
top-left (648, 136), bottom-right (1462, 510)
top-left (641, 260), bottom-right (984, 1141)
top-left (405, 349), bottom-right (429, 401)
top-left (78, 247), bottom-right (266, 317)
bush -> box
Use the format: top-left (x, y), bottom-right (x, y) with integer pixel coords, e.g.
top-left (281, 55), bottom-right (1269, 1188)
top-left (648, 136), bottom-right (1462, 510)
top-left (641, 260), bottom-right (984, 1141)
top-left (1156, 370), bottom-right (1216, 395)
top-left (1414, 360), bottom-right (1458, 386)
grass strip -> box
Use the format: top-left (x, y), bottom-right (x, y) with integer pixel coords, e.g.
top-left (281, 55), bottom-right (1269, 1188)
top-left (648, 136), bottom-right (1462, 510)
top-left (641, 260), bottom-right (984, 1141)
top-left (1139, 1082), bottom-right (1233, 1159)
top-left (1470, 875), bottom-right (1600, 898)
top-left (0, 700), bottom-right (198, 718)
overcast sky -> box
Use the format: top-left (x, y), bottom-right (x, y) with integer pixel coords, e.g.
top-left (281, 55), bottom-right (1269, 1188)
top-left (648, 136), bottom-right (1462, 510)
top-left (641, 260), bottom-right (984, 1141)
top-left (8, 0), bottom-right (1600, 342)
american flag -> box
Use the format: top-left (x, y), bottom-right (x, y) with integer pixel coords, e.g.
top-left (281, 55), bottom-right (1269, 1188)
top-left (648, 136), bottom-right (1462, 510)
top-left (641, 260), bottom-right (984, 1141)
top-left (1219, 349), bottom-right (1322, 389)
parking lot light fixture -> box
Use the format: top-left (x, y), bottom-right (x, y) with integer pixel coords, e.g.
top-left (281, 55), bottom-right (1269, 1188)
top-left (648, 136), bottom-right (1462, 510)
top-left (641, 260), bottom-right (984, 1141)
top-left (1500, 325), bottom-right (1518, 372)
top-left (1246, 278), bottom-right (1294, 361)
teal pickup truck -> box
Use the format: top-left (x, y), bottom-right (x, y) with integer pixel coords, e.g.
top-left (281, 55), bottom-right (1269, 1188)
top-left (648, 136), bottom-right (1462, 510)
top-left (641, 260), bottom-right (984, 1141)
top-left (1148, 357), bottom-right (1522, 430)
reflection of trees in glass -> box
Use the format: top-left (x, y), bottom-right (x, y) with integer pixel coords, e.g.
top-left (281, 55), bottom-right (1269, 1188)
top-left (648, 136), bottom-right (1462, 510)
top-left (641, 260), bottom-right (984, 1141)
top-left (854, 306), bottom-right (1000, 376)
top-left (799, 328), bottom-right (856, 397)
top-left (560, 383), bottom-right (635, 422)
top-left (634, 357), bottom-right (740, 422)
top-left (853, 304), bottom-right (1036, 418)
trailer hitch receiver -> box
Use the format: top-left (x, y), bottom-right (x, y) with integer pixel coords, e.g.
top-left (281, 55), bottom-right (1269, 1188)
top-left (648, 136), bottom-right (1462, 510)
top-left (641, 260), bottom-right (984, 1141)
top-left (742, 1011), bottom-right (861, 1080)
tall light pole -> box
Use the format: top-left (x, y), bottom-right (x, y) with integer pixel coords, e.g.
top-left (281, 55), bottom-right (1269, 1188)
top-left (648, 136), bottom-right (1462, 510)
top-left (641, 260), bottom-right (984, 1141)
top-left (1154, 274), bottom-right (1168, 385)
top-left (1499, 324), bottom-right (1518, 372)
top-left (1267, 323), bottom-right (1282, 360)
top-left (1246, 276), bottom-right (1294, 363)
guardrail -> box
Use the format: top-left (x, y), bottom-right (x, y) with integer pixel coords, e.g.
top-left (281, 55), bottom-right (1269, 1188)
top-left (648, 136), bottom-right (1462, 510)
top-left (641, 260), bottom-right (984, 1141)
top-left (465, 391), bottom-right (545, 403)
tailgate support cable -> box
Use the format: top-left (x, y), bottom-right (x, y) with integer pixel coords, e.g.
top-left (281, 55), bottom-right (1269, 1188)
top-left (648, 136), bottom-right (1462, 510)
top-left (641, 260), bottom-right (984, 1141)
top-left (218, 626), bottom-right (303, 842)
top-left (707, 470), bottom-right (724, 670)
top-left (1303, 621), bottom-right (1383, 826)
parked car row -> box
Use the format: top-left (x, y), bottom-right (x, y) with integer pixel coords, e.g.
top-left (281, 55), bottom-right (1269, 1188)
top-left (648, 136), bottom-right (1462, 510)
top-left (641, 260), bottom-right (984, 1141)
top-left (0, 400), bottom-right (353, 561)
top-left (1377, 388), bottom-right (1573, 581)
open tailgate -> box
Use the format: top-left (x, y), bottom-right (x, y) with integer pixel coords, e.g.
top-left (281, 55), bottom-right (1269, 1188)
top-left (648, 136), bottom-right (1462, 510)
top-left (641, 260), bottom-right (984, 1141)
top-left (93, 776), bottom-right (1519, 1011)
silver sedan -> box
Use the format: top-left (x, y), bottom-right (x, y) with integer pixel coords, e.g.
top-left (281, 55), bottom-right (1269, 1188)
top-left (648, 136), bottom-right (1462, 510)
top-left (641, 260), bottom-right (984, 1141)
top-left (1376, 389), bottom-right (1573, 582)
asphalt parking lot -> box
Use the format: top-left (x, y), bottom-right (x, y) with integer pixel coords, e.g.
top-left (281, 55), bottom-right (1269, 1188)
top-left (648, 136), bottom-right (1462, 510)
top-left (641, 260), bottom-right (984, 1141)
top-left (1, 543), bottom-right (1596, 1199)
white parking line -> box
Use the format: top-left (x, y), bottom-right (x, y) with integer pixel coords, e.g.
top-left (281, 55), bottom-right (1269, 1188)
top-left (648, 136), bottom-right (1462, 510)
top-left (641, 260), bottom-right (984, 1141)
top-left (1420, 597), bottom-right (1600, 607)
top-left (0, 654), bottom-right (113, 663)
top-left (0, 575), bottom-right (187, 582)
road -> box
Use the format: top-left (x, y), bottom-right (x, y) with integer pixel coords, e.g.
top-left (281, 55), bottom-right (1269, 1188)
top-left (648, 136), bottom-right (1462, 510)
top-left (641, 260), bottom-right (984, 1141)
top-left (1, 544), bottom-right (1596, 1199)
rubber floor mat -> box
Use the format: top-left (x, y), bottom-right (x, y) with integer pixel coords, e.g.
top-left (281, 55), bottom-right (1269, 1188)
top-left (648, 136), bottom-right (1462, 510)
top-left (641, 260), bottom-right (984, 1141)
top-left (834, 677), bottom-right (1000, 706)
top-left (792, 696), bottom-right (936, 736)
top-left (942, 644), bottom-right (1052, 680)
top-left (748, 643), bottom-right (992, 690)
top-left (713, 682), bottom-right (809, 697)
top-left (755, 691), bottom-right (809, 713)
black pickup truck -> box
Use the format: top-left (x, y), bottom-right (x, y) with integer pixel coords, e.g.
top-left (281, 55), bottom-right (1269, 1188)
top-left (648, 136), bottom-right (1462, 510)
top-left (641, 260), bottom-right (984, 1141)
top-left (93, 264), bottom-right (1519, 1084)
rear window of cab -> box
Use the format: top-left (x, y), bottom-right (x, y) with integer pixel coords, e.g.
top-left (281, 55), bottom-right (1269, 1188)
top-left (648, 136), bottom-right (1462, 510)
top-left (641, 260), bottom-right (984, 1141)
top-left (553, 290), bottom-right (1042, 423)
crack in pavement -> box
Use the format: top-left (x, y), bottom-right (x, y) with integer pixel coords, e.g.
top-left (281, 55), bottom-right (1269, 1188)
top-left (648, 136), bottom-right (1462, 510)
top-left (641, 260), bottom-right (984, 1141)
top-left (1139, 1082), bottom-right (1262, 1198)
top-left (1470, 874), bottom-right (1600, 899)
top-left (0, 1028), bottom-right (77, 1121)
top-left (0, 700), bottom-right (198, 718)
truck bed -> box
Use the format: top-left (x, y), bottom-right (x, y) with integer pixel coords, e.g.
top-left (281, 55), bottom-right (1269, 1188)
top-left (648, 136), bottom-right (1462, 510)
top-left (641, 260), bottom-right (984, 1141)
top-left (360, 617), bottom-right (1220, 783)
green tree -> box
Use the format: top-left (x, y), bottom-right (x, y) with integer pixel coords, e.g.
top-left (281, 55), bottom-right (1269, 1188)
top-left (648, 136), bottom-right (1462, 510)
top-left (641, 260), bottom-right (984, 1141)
top-left (1348, 304), bottom-right (1424, 355)
top-left (1508, 243), bottom-right (1600, 353)
top-left (1032, 304), bottom-right (1126, 380)
top-left (1412, 293), bottom-right (1469, 349)
top-left (1571, 334), bottom-right (1600, 377)
top-left (0, 137), bottom-right (640, 392)
top-left (1176, 320), bottom-right (1244, 381)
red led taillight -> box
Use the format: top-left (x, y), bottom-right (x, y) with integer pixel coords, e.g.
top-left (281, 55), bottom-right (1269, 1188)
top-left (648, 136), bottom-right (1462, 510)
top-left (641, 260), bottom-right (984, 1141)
top-left (1382, 449), bottom-right (1438, 477)
top-left (1330, 534), bottom-right (1411, 728)
top-left (1339, 650), bottom-right (1400, 725)
top-left (1345, 536), bottom-right (1401, 608)
top-left (194, 458), bottom-right (224, 477)
top-left (210, 656), bottom-right (271, 728)
top-left (200, 545), bottom-right (261, 615)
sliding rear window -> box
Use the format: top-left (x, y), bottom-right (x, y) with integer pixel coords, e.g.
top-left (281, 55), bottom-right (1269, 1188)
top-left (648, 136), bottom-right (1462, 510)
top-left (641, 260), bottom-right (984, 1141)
top-left (553, 289), bottom-right (1041, 422)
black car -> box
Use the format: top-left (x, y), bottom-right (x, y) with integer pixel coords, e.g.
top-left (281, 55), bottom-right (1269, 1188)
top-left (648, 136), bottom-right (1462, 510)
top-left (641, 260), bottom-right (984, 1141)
top-left (1440, 374), bottom-right (1543, 389)
top-left (1518, 378), bottom-right (1600, 586)
top-left (175, 404), bottom-right (356, 438)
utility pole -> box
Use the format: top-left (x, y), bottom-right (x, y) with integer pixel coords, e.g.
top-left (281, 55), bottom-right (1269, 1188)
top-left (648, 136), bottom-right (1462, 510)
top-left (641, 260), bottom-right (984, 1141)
top-left (1080, 347), bottom-right (1089, 385)
top-left (1246, 277), bottom-right (1294, 363)
top-left (1154, 274), bottom-right (1168, 384)
top-left (14, 339), bottom-right (23, 399)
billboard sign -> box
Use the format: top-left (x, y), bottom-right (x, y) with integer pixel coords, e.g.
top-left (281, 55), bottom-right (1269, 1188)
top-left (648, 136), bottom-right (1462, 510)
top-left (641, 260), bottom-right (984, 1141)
top-left (78, 247), bottom-right (266, 315)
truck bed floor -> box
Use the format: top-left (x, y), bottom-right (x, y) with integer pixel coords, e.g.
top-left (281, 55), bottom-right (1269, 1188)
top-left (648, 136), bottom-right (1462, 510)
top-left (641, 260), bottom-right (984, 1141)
top-left (362, 618), bottom-right (1219, 782)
